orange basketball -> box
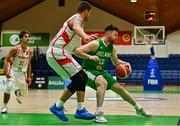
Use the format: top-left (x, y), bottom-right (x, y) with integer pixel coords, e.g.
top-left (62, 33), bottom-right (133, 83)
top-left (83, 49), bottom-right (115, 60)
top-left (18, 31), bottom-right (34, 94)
top-left (116, 64), bottom-right (131, 79)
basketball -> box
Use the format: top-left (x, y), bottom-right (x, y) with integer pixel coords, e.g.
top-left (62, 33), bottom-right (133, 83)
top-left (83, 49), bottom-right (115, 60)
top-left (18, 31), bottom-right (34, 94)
top-left (116, 64), bottom-right (131, 79)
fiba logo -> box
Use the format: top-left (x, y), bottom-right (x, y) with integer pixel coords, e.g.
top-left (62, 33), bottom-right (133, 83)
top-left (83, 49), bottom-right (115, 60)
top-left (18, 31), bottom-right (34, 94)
top-left (150, 69), bottom-right (156, 78)
top-left (9, 34), bottom-right (20, 45)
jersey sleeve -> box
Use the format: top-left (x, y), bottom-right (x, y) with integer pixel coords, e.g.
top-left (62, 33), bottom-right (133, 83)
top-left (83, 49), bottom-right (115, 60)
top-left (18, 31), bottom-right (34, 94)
top-left (71, 14), bottom-right (83, 27)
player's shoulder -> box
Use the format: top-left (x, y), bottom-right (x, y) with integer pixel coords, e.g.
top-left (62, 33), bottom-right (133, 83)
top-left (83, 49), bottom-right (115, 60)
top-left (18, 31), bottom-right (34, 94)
top-left (8, 46), bottom-right (18, 56)
top-left (27, 47), bottom-right (32, 54)
top-left (70, 13), bottom-right (81, 20)
top-left (10, 46), bottom-right (18, 52)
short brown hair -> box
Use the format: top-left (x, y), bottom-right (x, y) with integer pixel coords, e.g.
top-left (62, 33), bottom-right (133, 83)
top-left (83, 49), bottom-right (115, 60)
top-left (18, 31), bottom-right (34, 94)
top-left (104, 25), bottom-right (119, 33)
top-left (19, 30), bottom-right (30, 39)
top-left (77, 1), bottom-right (91, 12)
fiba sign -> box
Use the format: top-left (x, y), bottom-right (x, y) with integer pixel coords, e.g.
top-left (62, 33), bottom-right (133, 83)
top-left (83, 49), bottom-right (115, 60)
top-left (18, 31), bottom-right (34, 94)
top-left (144, 59), bottom-right (163, 90)
top-left (9, 34), bottom-right (20, 45)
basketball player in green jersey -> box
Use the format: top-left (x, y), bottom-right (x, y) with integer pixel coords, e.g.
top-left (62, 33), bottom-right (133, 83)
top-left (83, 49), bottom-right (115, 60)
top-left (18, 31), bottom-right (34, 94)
top-left (74, 25), bottom-right (151, 123)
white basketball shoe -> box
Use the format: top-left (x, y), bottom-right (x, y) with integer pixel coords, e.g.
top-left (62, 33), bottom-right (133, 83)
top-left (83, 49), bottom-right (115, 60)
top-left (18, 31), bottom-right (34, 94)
top-left (94, 111), bottom-right (108, 123)
top-left (1, 106), bottom-right (8, 114)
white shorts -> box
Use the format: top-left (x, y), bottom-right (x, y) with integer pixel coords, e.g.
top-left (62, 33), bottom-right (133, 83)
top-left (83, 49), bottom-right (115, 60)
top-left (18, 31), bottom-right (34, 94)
top-left (46, 47), bottom-right (81, 81)
top-left (6, 70), bottom-right (28, 96)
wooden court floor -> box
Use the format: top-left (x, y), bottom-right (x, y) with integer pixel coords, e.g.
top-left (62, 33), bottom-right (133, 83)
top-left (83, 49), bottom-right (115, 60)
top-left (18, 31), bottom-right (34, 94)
top-left (0, 85), bottom-right (180, 125)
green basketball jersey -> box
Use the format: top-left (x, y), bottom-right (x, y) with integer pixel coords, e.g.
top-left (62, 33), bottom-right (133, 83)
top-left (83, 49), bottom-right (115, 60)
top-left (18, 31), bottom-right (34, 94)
top-left (82, 38), bottom-right (113, 70)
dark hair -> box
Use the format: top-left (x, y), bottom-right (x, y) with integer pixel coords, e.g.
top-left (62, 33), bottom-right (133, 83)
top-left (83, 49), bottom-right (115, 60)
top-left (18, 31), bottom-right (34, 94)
top-left (77, 1), bottom-right (91, 12)
top-left (104, 25), bottom-right (119, 33)
top-left (19, 30), bottom-right (30, 39)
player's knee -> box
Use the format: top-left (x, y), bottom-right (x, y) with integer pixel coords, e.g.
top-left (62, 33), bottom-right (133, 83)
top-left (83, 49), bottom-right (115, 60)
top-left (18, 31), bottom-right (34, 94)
top-left (5, 81), bottom-right (13, 94)
top-left (77, 70), bottom-right (88, 91)
top-left (79, 69), bottom-right (88, 85)
top-left (95, 75), bottom-right (108, 88)
top-left (67, 70), bottom-right (88, 92)
top-left (5, 87), bottom-right (12, 94)
top-left (113, 83), bottom-right (124, 91)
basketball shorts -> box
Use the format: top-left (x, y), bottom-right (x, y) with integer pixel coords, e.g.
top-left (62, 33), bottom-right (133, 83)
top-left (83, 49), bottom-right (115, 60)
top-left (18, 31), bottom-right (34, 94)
top-left (84, 69), bottom-right (117, 90)
top-left (6, 69), bottom-right (28, 96)
top-left (46, 47), bottom-right (81, 81)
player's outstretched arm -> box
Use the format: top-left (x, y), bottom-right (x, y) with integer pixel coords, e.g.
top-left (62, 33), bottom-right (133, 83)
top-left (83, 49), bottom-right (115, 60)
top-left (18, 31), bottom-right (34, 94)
top-left (74, 40), bottom-right (99, 61)
top-left (4, 47), bottom-right (17, 79)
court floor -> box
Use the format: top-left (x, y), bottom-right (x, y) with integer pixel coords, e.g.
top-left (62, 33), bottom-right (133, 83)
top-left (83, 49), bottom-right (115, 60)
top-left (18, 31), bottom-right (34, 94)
top-left (0, 85), bottom-right (180, 125)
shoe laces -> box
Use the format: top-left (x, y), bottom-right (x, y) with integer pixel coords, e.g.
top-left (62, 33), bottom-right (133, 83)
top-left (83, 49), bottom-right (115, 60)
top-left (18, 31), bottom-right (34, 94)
top-left (96, 111), bottom-right (104, 117)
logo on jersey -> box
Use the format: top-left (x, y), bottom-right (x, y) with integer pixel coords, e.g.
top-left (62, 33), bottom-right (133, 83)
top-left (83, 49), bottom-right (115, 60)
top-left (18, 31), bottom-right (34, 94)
top-left (9, 34), bottom-right (20, 45)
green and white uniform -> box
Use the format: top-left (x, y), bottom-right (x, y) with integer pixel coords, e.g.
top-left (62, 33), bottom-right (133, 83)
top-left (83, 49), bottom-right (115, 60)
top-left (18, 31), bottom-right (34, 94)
top-left (82, 39), bottom-right (117, 90)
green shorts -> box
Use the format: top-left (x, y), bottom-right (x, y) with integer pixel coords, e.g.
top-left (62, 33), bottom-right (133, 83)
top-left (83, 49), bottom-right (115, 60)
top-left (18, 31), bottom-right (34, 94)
top-left (84, 69), bottom-right (117, 90)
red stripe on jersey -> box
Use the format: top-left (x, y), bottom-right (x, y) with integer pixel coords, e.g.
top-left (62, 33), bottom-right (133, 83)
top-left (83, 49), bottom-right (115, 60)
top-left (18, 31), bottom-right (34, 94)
top-left (61, 31), bottom-right (71, 43)
top-left (51, 48), bottom-right (71, 76)
top-left (56, 58), bottom-right (72, 65)
top-left (52, 26), bottom-right (70, 47)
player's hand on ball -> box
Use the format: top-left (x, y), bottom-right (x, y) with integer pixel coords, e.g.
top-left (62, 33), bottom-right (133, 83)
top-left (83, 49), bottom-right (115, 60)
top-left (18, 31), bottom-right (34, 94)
top-left (124, 63), bottom-right (132, 74)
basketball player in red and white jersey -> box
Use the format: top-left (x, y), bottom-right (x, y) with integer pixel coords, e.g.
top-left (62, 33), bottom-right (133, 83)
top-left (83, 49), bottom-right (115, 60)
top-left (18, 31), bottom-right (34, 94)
top-left (1, 31), bottom-right (32, 114)
top-left (46, 1), bottom-right (98, 121)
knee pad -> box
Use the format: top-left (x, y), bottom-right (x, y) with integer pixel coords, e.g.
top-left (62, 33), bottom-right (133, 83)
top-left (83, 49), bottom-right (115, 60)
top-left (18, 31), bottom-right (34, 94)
top-left (67, 70), bottom-right (88, 93)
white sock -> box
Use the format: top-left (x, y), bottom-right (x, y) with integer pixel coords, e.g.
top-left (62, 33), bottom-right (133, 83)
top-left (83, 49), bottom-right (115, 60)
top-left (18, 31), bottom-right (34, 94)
top-left (55, 100), bottom-right (64, 108)
top-left (3, 103), bottom-right (7, 107)
top-left (77, 102), bottom-right (84, 110)
top-left (96, 107), bottom-right (103, 112)
top-left (135, 104), bottom-right (141, 110)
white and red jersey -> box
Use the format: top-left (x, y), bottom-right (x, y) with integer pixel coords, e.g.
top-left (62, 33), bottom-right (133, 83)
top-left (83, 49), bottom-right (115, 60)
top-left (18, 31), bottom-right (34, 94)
top-left (49, 13), bottom-right (83, 53)
top-left (11, 45), bottom-right (30, 72)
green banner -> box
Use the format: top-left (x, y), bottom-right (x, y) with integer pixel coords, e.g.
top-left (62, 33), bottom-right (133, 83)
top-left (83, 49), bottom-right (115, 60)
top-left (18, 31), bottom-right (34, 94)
top-left (1, 32), bottom-right (49, 46)
top-left (48, 76), bottom-right (64, 90)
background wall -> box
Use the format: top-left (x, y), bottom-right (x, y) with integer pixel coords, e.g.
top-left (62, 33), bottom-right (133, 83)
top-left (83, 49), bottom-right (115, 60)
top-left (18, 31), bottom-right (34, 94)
top-left (0, 0), bottom-right (180, 60)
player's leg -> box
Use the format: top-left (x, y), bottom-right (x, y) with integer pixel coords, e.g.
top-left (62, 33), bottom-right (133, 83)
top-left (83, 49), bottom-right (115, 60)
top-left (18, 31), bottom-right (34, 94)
top-left (71, 57), bottom-right (85, 113)
top-left (58, 56), bottom-right (95, 120)
top-left (103, 71), bottom-right (137, 106)
top-left (111, 82), bottom-right (151, 117)
top-left (69, 69), bottom-right (95, 120)
top-left (1, 93), bottom-right (10, 114)
top-left (47, 50), bottom-right (95, 121)
top-left (15, 72), bottom-right (29, 104)
top-left (85, 70), bottom-right (108, 123)
top-left (1, 77), bottom-right (15, 114)
top-left (47, 55), bottom-right (72, 122)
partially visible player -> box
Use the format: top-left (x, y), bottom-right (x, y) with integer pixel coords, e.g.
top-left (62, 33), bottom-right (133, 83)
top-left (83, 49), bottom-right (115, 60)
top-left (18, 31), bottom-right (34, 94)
top-left (46, 1), bottom-right (98, 122)
top-left (74, 25), bottom-right (151, 123)
top-left (1, 31), bottom-right (32, 114)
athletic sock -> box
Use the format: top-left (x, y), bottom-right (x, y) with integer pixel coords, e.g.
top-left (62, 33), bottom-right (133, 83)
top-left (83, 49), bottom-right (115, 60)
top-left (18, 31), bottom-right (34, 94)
top-left (3, 103), bottom-right (7, 107)
top-left (77, 102), bottom-right (84, 111)
top-left (96, 107), bottom-right (103, 112)
top-left (55, 100), bottom-right (64, 108)
top-left (135, 104), bottom-right (141, 110)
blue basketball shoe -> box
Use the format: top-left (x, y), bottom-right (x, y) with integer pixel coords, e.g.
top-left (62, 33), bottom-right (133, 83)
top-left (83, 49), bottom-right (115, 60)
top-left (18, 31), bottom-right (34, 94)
top-left (74, 107), bottom-right (96, 120)
top-left (49, 104), bottom-right (68, 122)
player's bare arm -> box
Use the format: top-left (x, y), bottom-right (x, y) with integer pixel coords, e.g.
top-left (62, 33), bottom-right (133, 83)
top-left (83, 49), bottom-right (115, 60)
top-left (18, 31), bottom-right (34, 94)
top-left (111, 47), bottom-right (132, 72)
top-left (4, 47), bottom-right (17, 79)
top-left (74, 40), bottom-right (99, 61)
top-left (27, 50), bottom-right (32, 85)
top-left (69, 20), bottom-right (98, 43)
top-left (111, 47), bottom-right (122, 66)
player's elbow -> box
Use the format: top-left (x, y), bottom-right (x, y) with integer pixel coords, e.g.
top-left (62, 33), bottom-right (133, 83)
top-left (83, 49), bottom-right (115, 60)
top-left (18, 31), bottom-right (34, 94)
top-left (74, 49), bottom-right (81, 56)
top-left (72, 24), bottom-right (80, 32)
